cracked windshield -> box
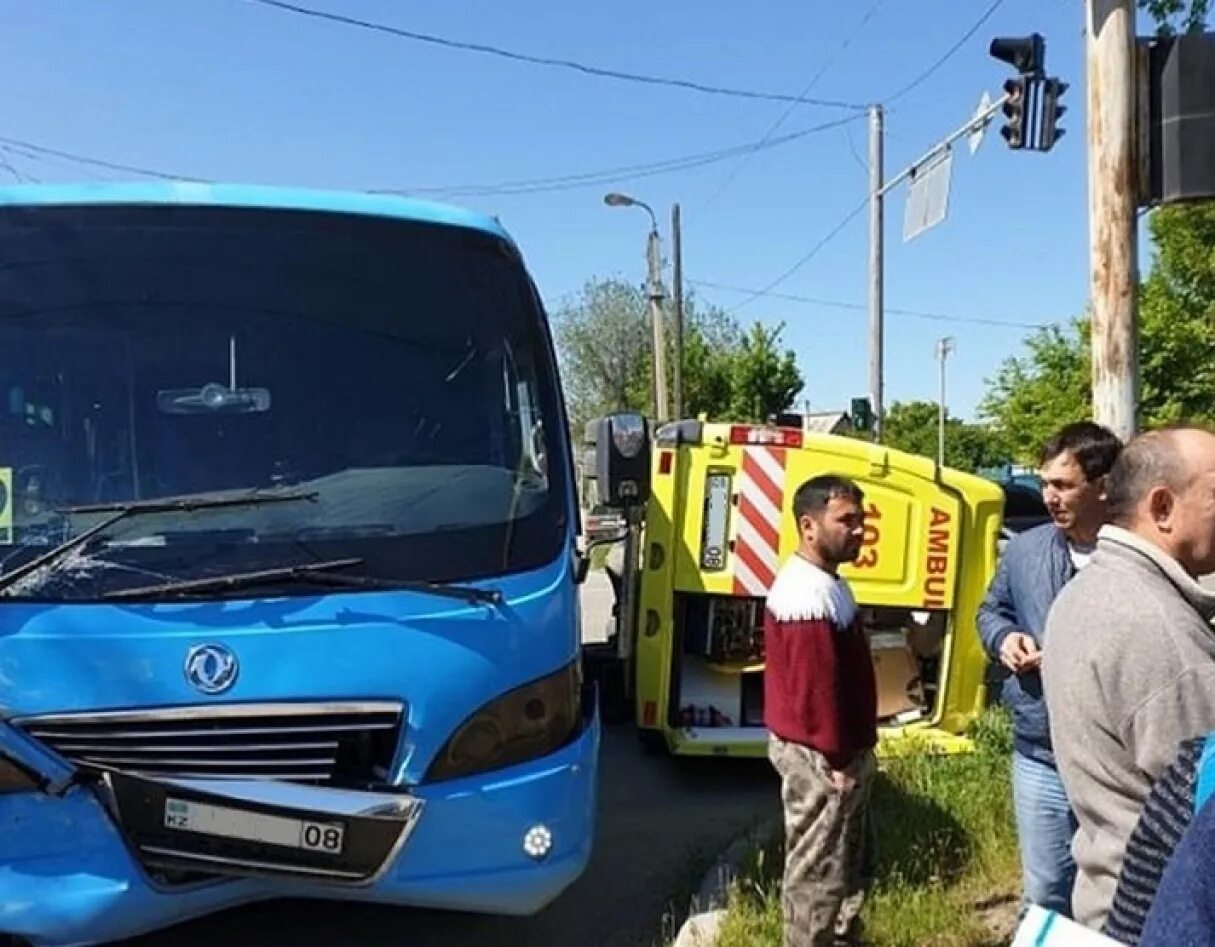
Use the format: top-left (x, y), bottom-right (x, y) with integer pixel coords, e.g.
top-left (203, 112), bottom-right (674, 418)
top-left (0, 206), bottom-right (559, 599)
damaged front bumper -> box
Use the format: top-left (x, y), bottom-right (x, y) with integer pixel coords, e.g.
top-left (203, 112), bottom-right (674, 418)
top-left (0, 708), bottom-right (599, 947)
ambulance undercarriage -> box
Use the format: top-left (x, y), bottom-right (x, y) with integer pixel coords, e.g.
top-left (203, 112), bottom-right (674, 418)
top-left (589, 417), bottom-right (1006, 759)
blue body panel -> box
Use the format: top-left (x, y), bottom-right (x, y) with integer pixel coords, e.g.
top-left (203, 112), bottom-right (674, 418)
top-left (0, 716), bottom-right (598, 947)
top-left (0, 183), bottom-right (592, 945)
top-left (0, 181), bottom-right (513, 244)
top-left (0, 553), bottom-right (596, 947)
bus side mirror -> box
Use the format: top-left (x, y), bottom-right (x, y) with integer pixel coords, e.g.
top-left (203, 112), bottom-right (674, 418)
top-left (583, 412), bottom-right (651, 510)
top-left (572, 527), bottom-right (630, 585)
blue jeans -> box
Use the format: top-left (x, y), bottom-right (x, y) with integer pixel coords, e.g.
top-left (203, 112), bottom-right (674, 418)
top-left (1012, 750), bottom-right (1078, 917)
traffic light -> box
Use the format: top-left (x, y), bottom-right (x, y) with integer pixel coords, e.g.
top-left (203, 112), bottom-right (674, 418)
top-left (1040, 78), bottom-right (1068, 151)
top-left (989, 33), bottom-right (1068, 153)
top-left (1000, 77), bottom-right (1028, 149)
top-left (850, 397), bottom-right (873, 434)
top-left (989, 34), bottom-right (1046, 77)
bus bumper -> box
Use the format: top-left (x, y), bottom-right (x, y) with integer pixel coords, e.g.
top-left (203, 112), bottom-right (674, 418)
top-left (0, 707), bottom-right (600, 947)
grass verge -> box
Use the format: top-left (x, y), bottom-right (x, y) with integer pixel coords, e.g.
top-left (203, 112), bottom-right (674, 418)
top-left (715, 707), bottom-right (1020, 947)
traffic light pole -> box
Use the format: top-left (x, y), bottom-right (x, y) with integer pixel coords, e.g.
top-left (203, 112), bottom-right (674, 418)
top-left (1086, 0), bottom-right (1139, 441)
top-left (877, 94), bottom-right (1009, 199)
top-left (868, 104), bottom-right (885, 442)
top-left (865, 95), bottom-right (1007, 445)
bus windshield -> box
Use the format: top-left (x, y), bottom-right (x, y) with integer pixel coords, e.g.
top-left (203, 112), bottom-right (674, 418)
top-left (0, 203), bottom-right (568, 600)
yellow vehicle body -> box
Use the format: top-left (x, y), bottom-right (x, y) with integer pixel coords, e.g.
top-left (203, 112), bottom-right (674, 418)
top-left (631, 420), bottom-right (1005, 758)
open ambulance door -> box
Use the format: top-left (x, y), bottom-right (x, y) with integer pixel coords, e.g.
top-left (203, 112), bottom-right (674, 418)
top-left (835, 449), bottom-right (1006, 755)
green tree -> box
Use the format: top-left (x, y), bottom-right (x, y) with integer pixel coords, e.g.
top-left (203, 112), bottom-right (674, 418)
top-left (1139, 203), bottom-right (1215, 422)
top-left (552, 277), bottom-right (803, 432)
top-left (980, 204), bottom-right (1215, 461)
top-left (552, 278), bottom-right (650, 437)
top-left (726, 322), bottom-right (804, 423)
top-left (880, 400), bottom-right (1011, 472)
top-left (678, 301), bottom-right (740, 423)
top-left (979, 322), bottom-right (1092, 462)
top-left (1140, 0), bottom-right (1209, 33)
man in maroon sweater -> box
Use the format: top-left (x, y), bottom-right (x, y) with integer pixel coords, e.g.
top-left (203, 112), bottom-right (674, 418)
top-left (765, 474), bottom-right (878, 947)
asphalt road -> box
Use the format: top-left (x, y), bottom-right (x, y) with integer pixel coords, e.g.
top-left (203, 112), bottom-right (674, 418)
top-left (121, 572), bottom-right (780, 947)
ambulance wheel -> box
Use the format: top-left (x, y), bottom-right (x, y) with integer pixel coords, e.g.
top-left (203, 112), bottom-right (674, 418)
top-left (637, 728), bottom-right (667, 755)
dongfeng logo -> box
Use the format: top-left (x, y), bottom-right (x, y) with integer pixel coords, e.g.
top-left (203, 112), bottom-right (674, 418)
top-left (184, 644), bottom-right (239, 695)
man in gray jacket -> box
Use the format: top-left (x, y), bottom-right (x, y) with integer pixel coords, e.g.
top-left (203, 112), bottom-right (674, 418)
top-left (1042, 426), bottom-right (1215, 930)
top-left (977, 421), bottom-right (1121, 918)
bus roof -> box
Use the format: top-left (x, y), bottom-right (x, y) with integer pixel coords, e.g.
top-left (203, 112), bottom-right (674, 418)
top-left (0, 181), bottom-right (513, 243)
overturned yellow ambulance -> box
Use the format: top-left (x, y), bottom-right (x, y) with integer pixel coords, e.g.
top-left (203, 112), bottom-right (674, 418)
top-left (620, 418), bottom-right (1005, 758)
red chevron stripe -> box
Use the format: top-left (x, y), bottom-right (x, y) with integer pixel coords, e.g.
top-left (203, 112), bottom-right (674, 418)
top-left (742, 453), bottom-right (783, 510)
top-left (734, 538), bottom-right (776, 591)
top-left (738, 494), bottom-right (780, 548)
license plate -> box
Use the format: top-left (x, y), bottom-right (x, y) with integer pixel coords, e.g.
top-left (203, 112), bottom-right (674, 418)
top-left (164, 797), bottom-right (346, 855)
top-left (700, 471), bottom-right (732, 571)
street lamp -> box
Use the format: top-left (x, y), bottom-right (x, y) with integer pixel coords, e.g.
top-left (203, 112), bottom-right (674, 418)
top-left (603, 191), bottom-right (658, 230)
top-left (604, 191), bottom-right (669, 423)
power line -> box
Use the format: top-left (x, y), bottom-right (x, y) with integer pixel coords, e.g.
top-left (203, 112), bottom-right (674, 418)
top-left (884, 0), bottom-right (1007, 105)
top-left (726, 198), bottom-right (868, 313)
top-left (0, 115), bottom-right (860, 201)
top-left (1, 142), bottom-right (94, 180)
top-left (730, 0), bottom-right (1011, 309)
top-left (246, 0), bottom-right (869, 111)
top-left (843, 121), bottom-right (867, 171)
top-left (0, 148), bottom-right (36, 184)
top-left (692, 279), bottom-right (1052, 329)
top-left (697, 0), bottom-right (888, 213)
top-left (385, 114), bottom-right (863, 198)
top-left (0, 136), bottom-right (207, 182)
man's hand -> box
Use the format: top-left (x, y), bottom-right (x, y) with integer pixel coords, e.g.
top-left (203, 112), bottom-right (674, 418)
top-left (829, 767), bottom-right (857, 794)
top-left (999, 632), bottom-right (1042, 674)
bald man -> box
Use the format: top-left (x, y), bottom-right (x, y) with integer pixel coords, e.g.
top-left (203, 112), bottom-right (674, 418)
top-left (1042, 426), bottom-right (1215, 930)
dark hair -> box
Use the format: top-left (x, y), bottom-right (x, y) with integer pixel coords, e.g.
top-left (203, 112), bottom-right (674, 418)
top-left (1039, 421), bottom-right (1123, 481)
top-left (792, 474), bottom-right (864, 520)
top-left (1105, 428), bottom-right (1191, 524)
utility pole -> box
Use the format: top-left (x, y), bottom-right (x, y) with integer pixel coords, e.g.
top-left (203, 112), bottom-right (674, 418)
top-left (868, 104), bottom-right (885, 442)
top-left (671, 203), bottom-right (684, 421)
top-left (861, 92), bottom-right (1010, 446)
top-left (861, 91), bottom-right (1010, 446)
top-left (936, 337), bottom-right (955, 467)
top-left (604, 192), bottom-right (669, 423)
top-left (1086, 0), bottom-right (1139, 441)
top-left (645, 223), bottom-right (670, 423)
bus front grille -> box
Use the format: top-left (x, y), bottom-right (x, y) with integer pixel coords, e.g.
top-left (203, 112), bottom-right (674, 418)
top-left (15, 701), bottom-right (404, 786)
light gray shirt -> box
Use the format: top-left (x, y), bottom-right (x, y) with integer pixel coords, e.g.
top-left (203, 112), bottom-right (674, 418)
top-left (1042, 525), bottom-right (1215, 929)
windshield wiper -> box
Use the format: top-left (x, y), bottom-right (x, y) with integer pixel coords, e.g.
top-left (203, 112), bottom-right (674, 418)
top-left (289, 570), bottom-right (503, 606)
top-left (102, 557), bottom-right (365, 601)
top-left (103, 559), bottom-right (503, 606)
top-left (61, 486), bottom-right (319, 517)
top-left (0, 487), bottom-right (318, 596)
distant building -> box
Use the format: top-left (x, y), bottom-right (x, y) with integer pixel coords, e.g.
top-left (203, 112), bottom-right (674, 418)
top-left (800, 411), bottom-right (852, 435)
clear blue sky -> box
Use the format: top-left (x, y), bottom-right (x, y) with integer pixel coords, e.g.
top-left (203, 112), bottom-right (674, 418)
top-left (1, 0), bottom-right (1159, 420)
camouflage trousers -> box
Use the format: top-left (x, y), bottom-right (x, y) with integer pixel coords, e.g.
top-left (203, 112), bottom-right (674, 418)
top-left (769, 736), bottom-right (877, 947)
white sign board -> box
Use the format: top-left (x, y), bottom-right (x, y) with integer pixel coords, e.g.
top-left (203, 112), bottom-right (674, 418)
top-left (903, 148), bottom-right (954, 243)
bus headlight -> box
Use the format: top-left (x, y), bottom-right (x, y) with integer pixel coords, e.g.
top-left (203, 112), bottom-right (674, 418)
top-left (425, 663), bottom-right (582, 783)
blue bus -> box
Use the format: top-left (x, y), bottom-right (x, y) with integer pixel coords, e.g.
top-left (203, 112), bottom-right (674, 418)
top-left (0, 183), bottom-right (620, 946)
